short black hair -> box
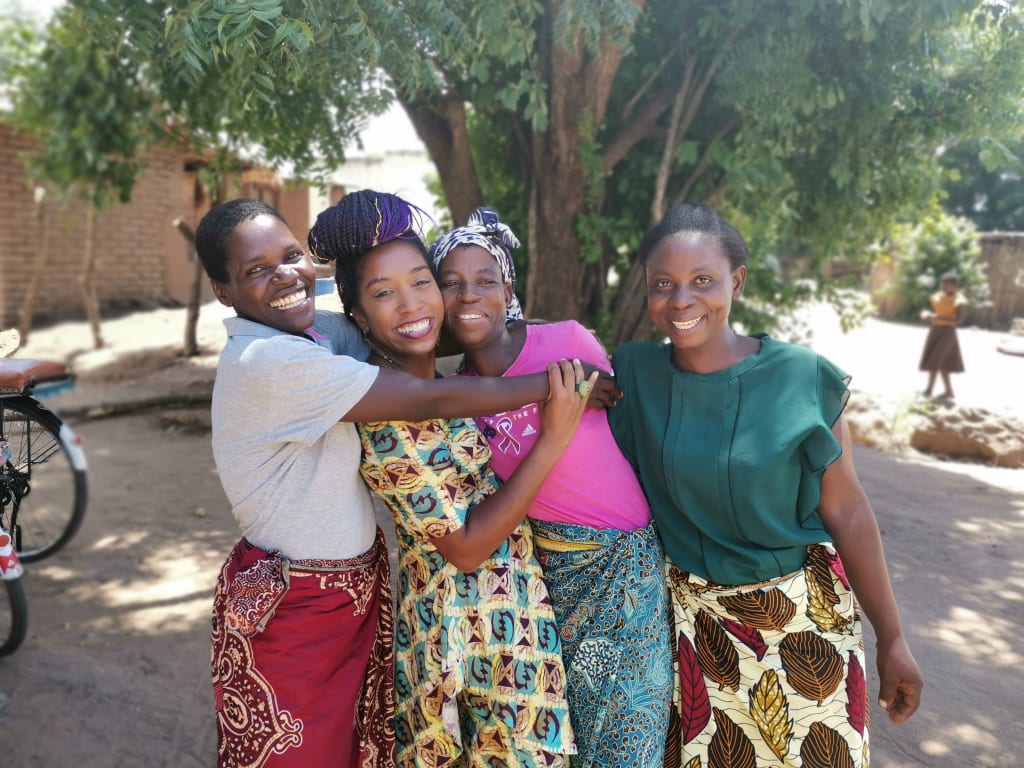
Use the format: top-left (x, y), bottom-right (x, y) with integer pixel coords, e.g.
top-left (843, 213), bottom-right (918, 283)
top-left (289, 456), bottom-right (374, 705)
top-left (195, 198), bottom-right (287, 283)
top-left (638, 203), bottom-right (748, 271)
top-left (940, 271), bottom-right (959, 284)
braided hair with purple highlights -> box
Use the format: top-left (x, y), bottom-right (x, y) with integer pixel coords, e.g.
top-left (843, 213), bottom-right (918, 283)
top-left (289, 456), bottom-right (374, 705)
top-left (307, 190), bottom-right (432, 318)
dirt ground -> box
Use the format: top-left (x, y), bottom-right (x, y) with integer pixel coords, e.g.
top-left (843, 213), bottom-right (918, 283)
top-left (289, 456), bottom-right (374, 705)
top-left (1, 300), bottom-right (1022, 768)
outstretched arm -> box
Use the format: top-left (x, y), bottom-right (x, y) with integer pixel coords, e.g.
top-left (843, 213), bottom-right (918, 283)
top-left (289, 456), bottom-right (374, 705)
top-left (432, 360), bottom-right (597, 571)
top-left (343, 359), bottom-right (615, 423)
top-left (818, 416), bottom-right (924, 724)
top-left (343, 366), bottom-right (550, 422)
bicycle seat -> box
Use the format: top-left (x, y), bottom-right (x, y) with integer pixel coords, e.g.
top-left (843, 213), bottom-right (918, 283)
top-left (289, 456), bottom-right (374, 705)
top-left (0, 359), bottom-right (71, 394)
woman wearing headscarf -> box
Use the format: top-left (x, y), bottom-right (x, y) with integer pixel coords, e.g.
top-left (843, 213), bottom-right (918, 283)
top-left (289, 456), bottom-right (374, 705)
top-left (429, 209), bottom-right (674, 768)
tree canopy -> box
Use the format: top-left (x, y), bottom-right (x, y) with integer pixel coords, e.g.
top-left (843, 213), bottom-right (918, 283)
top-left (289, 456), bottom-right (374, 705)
top-left (8, 0), bottom-right (1023, 341)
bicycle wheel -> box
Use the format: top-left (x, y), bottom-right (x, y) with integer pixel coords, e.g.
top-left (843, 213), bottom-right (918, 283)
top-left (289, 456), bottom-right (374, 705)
top-left (0, 576), bottom-right (28, 656)
top-left (0, 396), bottom-right (88, 562)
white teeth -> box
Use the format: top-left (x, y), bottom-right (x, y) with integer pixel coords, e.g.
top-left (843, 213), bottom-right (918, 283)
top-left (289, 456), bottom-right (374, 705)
top-left (672, 316), bottom-right (703, 331)
top-left (458, 313), bottom-right (484, 321)
top-left (397, 319), bottom-right (430, 335)
top-left (269, 288), bottom-right (307, 309)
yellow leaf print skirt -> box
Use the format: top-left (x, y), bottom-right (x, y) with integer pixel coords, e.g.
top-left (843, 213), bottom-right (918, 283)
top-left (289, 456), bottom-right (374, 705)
top-left (664, 543), bottom-right (868, 768)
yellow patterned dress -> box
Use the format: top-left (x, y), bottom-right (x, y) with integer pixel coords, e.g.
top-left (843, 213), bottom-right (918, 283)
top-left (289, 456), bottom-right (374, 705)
top-left (359, 416), bottom-right (575, 768)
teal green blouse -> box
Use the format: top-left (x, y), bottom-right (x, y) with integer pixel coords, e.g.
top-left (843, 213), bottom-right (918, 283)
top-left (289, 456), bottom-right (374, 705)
top-left (608, 335), bottom-right (850, 586)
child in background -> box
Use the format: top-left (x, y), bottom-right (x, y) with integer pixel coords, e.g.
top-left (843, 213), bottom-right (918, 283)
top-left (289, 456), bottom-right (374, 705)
top-left (919, 271), bottom-right (968, 400)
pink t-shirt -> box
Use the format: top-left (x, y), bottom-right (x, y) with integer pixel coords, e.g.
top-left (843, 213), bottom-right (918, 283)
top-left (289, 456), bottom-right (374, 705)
top-left (463, 321), bottom-right (651, 531)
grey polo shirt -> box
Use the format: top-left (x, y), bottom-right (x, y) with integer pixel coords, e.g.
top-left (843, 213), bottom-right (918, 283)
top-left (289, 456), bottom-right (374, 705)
top-left (211, 311), bottom-right (379, 560)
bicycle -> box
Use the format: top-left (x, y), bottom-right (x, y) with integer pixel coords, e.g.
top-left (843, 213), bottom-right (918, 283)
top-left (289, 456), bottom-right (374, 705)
top-left (0, 356), bottom-right (89, 563)
top-left (1, 523), bottom-right (27, 656)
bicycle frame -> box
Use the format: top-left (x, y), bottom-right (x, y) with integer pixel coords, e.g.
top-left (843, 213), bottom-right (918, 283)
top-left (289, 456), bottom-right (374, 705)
top-left (1, 397), bottom-right (87, 549)
top-left (0, 408), bottom-right (28, 550)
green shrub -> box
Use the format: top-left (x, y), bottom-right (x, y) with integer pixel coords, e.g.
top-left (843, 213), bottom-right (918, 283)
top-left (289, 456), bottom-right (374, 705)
top-left (883, 211), bottom-right (989, 322)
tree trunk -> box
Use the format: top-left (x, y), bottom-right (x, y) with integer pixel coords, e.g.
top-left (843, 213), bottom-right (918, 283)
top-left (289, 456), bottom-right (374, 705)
top-left (525, 0), bottom-right (643, 322)
top-left (80, 202), bottom-right (105, 349)
top-left (175, 218), bottom-right (202, 357)
top-left (17, 189), bottom-right (50, 341)
top-left (526, 136), bottom-right (586, 321)
top-left (608, 259), bottom-right (652, 344)
top-left (398, 93), bottom-right (484, 225)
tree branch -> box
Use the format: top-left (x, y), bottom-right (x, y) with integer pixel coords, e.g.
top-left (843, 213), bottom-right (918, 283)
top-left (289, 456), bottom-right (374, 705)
top-left (601, 23), bottom-right (744, 175)
top-left (650, 58), bottom-right (696, 222)
top-left (600, 82), bottom-right (681, 173)
top-left (621, 30), bottom-right (686, 120)
top-left (670, 121), bottom-right (735, 208)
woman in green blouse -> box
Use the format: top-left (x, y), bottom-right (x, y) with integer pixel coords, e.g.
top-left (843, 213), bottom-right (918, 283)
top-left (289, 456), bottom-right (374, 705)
top-left (608, 203), bottom-right (922, 768)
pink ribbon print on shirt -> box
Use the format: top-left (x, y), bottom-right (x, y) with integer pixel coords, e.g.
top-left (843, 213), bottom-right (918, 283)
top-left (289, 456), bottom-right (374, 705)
top-left (495, 416), bottom-right (522, 456)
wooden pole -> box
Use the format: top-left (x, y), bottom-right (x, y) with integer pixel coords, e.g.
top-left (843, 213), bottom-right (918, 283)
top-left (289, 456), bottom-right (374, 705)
top-left (173, 218), bottom-right (202, 357)
top-left (80, 199), bottom-right (105, 349)
top-left (17, 187), bottom-right (50, 341)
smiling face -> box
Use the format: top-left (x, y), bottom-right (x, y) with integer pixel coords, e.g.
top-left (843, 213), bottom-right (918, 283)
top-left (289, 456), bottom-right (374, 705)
top-left (350, 239), bottom-right (444, 369)
top-left (437, 244), bottom-right (514, 352)
top-left (645, 234), bottom-right (746, 355)
top-left (212, 214), bottom-right (316, 335)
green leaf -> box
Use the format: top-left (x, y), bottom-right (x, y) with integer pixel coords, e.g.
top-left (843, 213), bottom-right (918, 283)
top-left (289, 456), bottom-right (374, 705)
top-left (271, 20), bottom-right (293, 48)
top-left (216, 13), bottom-right (234, 43)
top-left (674, 141), bottom-right (699, 166)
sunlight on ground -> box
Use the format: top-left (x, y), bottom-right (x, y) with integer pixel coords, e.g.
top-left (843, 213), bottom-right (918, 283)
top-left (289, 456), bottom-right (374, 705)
top-left (920, 721), bottom-right (1003, 758)
top-left (923, 605), bottom-right (1023, 667)
top-left (91, 530), bottom-right (149, 550)
top-left (35, 534), bottom-right (223, 635)
top-left (956, 513), bottom-right (1024, 539)
top-left (888, 448), bottom-right (1024, 494)
top-left (20, 301), bottom-right (234, 362)
top-left (32, 562), bottom-right (77, 582)
top-left (73, 549), bottom-right (215, 634)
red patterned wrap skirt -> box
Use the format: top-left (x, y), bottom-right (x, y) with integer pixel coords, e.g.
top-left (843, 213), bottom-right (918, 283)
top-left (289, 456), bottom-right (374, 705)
top-left (211, 529), bottom-right (395, 767)
top-left (665, 543), bottom-right (868, 768)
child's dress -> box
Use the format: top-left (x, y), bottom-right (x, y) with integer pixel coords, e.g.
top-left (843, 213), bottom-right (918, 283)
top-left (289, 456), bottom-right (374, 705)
top-left (919, 290), bottom-right (967, 373)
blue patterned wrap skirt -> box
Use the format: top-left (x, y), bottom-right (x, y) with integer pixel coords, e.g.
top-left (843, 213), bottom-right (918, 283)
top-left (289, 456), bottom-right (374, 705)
top-left (530, 519), bottom-right (673, 768)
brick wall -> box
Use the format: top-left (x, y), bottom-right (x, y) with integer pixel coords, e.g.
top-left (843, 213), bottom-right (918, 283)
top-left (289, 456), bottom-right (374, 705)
top-left (976, 233), bottom-right (1024, 329)
top-left (1, 122), bottom-right (195, 328)
top-left (1, 122), bottom-right (315, 330)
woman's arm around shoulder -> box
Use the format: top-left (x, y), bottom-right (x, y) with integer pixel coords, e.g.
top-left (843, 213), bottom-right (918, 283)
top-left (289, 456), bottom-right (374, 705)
top-left (342, 365), bottom-right (551, 423)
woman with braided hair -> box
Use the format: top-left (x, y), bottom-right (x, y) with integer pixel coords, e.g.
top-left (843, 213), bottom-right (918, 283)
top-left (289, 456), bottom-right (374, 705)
top-left (607, 202), bottom-right (923, 767)
top-left (429, 209), bottom-right (673, 768)
top-left (196, 197), bottom-right (592, 767)
top-left (309, 189), bottom-right (597, 768)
